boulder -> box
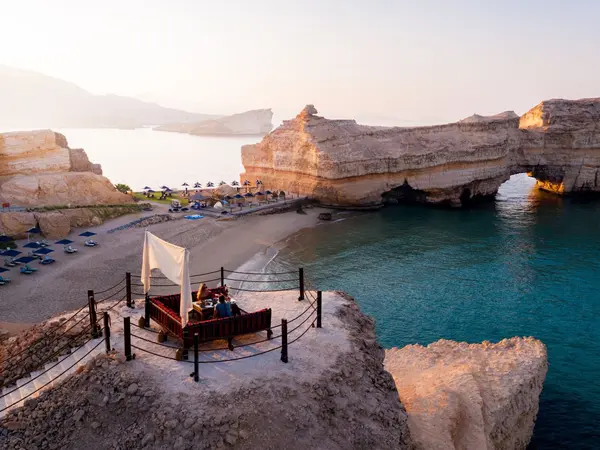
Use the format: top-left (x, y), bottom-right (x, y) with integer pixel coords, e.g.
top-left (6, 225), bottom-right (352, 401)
top-left (35, 212), bottom-right (71, 239)
top-left (384, 337), bottom-right (548, 450)
top-left (318, 212), bottom-right (332, 221)
top-left (214, 184), bottom-right (238, 198)
top-left (0, 212), bottom-right (37, 239)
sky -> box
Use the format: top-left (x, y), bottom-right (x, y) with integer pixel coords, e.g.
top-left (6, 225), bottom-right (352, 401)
top-left (1, 0), bottom-right (599, 125)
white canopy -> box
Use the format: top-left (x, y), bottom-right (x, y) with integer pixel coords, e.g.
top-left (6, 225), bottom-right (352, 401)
top-left (141, 231), bottom-right (192, 326)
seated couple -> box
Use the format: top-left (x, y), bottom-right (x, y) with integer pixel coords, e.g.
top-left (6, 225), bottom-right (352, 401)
top-left (214, 295), bottom-right (241, 318)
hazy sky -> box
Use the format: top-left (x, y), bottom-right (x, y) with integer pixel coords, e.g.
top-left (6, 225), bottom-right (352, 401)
top-left (2, 0), bottom-right (599, 124)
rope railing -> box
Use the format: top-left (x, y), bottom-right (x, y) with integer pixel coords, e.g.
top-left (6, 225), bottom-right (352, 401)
top-left (0, 337), bottom-right (105, 414)
top-left (0, 324), bottom-right (102, 401)
top-left (224, 277), bottom-right (299, 283)
top-left (224, 268), bottom-right (297, 275)
top-left (3, 313), bottom-right (92, 373)
top-left (93, 278), bottom-right (126, 295)
top-left (95, 284), bottom-right (127, 303)
top-left (1, 303), bottom-right (89, 365)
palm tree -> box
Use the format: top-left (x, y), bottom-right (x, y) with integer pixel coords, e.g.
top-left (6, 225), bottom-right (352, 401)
top-left (231, 180), bottom-right (240, 192)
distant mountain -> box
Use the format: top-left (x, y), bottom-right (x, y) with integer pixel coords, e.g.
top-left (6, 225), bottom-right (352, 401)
top-left (155, 109), bottom-right (274, 136)
top-left (0, 65), bottom-right (221, 129)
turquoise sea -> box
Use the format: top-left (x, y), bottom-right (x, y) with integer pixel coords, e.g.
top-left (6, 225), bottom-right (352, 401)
top-left (270, 174), bottom-right (600, 449)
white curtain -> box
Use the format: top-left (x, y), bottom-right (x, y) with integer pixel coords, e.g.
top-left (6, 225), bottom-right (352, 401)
top-left (141, 231), bottom-right (192, 326)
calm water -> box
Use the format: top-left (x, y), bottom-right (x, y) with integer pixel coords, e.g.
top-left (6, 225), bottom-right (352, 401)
top-left (56, 128), bottom-right (263, 191)
top-left (270, 174), bottom-right (600, 449)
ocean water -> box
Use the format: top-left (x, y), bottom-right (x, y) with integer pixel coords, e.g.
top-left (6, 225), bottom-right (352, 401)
top-left (55, 128), bottom-right (263, 191)
top-left (270, 174), bottom-right (600, 449)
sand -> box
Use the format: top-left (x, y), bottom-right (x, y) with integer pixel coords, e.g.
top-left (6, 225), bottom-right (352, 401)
top-left (0, 206), bottom-right (331, 326)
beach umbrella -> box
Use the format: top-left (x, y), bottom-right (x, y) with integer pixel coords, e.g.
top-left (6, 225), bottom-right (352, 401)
top-left (147, 189), bottom-right (155, 193)
top-left (0, 235), bottom-right (13, 242)
top-left (206, 181), bottom-right (214, 188)
top-left (0, 267), bottom-right (9, 273)
top-left (234, 194), bottom-right (244, 199)
top-left (194, 182), bottom-right (202, 189)
top-left (224, 195), bottom-right (234, 200)
top-left (244, 192), bottom-right (254, 198)
top-left (143, 186), bottom-right (152, 190)
top-left (23, 242), bottom-right (42, 249)
top-left (1, 249), bottom-right (21, 257)
top-left (79, 231), bottom-right (97, 237)
top-left (55, 239), bottom-right (73, 245)
top-left (27, 227), bottom-right (40, 234)
top-left (34, 247), bottom-right (54, 255)
top-left (160, 185), bottom-right (169, 190)
top-left (255, 191), bottom-right (264, 196)
top-left (218, 181), bottom-right (226, 186)
top-left (265, 190), bottom-right (273, 195)
top-left (182, 182), bottom-right (189, 187)
top-left (14, 256), bottom-right (36, 264)
top-left (231, 181), bottom-right (240, 186)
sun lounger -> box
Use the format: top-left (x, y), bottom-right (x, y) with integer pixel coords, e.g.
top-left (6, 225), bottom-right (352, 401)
top-left (0, 275), bottom-right (10, 283)
top-left (28, 251), bottom-right (43, 260)
top-left (4, 258), bottom-right (17, 267)
top-left (84, 240), bottom-right (98, 247)
top-left (40, 257), bottom-right (55, 265)
top-left (20, 266), bottom-right (34, 274)
top-left (24, 264), bottom-right (38, 272)
top-left (36, 240), bottom-right (50, 247)
top-left (64, 245), bottom-right (78, 254)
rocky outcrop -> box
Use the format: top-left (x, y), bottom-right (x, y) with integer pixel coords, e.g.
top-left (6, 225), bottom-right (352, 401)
top-left (384, 337), bottom-right (548, 450)
top-left (241, 98), bottom-right (600, 207)
top-left (0, 130), bottom-right (131, 207)
top-left (156, 108), bottom-right (273, 136)
top-left (0, 206), bottom-right (142, 239)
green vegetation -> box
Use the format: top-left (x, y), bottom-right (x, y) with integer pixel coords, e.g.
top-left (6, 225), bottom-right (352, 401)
top-left (132, 192), bottom-right (189, 206)
top-left (115, 183), bottom-right (131, 194)
top-left (0, 239), bottom-right (17, 250)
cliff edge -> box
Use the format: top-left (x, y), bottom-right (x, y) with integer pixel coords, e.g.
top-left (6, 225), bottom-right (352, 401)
top-left (385, 337), bottom-right (548, 450)
top-left (241, 98), bottom-right (600, 207)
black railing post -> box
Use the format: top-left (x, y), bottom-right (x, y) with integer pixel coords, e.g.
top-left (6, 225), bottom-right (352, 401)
top-left (281, 319), bottom-right (288, 363)
top-left (317, 291), bottom-right (322, 328)
top-left (124, 316), bottom-right (132, 361)
top-left (144, 294), bottom-right (150, 327)
top-left (298, 268), bottom-right (305, 301)
top-left (220, 266), bottom-right (225, 287)
top-left (126, 272), bottom-right (132, 308)
top-left (103, 312), bottom-right (111, 353)
top-left (88, 290), bottom-right (99, 338)
top-left (194, 333), bottom-right (199, 382)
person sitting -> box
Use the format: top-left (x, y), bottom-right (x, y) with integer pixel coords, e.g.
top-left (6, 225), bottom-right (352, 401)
top-left (231, 302), bottom-right (242, 317)
top-left (213, 295), bottom-right (232, 318)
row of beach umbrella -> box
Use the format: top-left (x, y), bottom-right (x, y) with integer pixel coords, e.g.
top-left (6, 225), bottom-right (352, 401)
top-left (0, 231), bottom-right (97, 263)
top-left (142, 180), bottom-right (264, 192)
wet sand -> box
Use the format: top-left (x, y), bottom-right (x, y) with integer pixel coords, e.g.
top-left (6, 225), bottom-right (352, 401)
top-left (0, 207), bottom-right (330, 327)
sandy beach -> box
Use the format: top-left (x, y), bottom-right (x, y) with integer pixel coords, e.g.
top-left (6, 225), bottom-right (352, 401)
top-left (0, 206), bottom-right (331, 327)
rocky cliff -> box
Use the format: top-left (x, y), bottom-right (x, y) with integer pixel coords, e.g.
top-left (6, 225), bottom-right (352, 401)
top-left (156, 108), bottom-right (273, 136)
top-left (241, 98), bottom-right (600, 207)
top-left (0, 130), bottom-right (131, 208)
top-left (385, 337), bottom-right (548, 450)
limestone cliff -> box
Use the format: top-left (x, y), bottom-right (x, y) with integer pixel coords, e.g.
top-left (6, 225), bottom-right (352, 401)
top-left (0, 130), bottom-right (131, 207)
top-left (241, 98), bottom-right (600, 207)
top-left (155, 108), bottom-right (273, 136)
top-left (385, 337), bottom-right (548, 450)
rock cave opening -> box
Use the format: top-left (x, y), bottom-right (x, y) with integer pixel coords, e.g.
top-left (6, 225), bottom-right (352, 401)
top-left (381, 181), bottom-right (428, 205)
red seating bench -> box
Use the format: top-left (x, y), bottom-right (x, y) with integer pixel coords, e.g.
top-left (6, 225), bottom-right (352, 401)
top-left (148, 292), bottom-right (272, 350)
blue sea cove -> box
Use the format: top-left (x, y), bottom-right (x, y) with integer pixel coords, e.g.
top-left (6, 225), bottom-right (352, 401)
top-left (271, 174), bottom-right (600, 448)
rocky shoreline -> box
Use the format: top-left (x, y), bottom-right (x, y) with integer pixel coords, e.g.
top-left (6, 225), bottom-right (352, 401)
top-left (0, 292), bottom-right (547, 450)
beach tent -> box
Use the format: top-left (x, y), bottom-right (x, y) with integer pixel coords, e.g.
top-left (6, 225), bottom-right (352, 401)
top-left (0, 235), bottom-right (13, 242)
top-left (23, 242), bottom-right (42, 249)
top-left (141, 231), bottom-right (192, 326)
top-left (1, 249), bottom-right (21, 257)
top-left (213, 201), bottom-right (223, 209)
top-left (56, 239), bottom-right (74, 245)
top-left (80, 231), bottom-right (97, 237)
top-left (0, 267), bottom-right (9, 273)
